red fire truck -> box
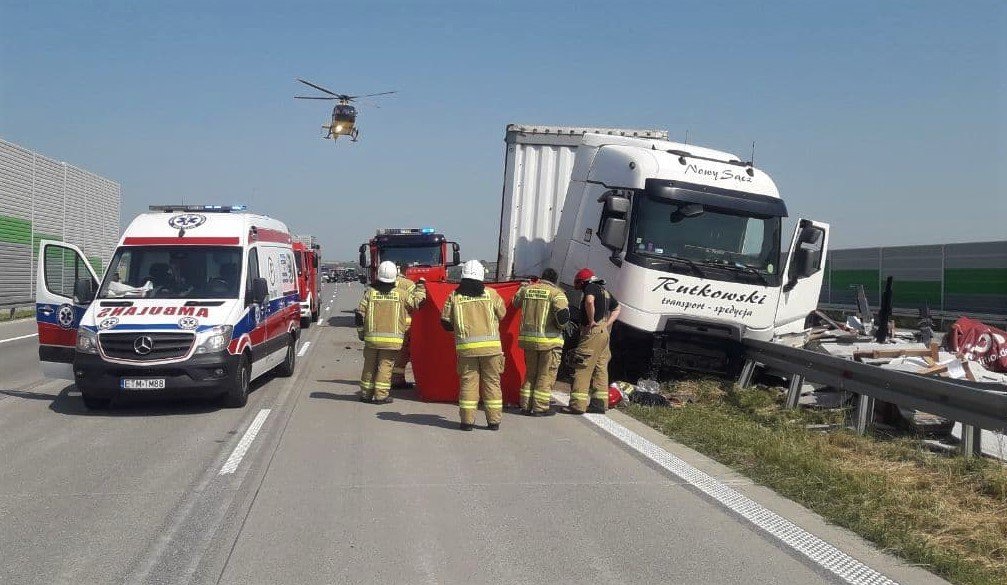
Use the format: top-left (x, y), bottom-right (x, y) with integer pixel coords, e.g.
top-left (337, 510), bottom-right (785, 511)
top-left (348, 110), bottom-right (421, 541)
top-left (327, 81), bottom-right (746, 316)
top-left (358, 228), bottom-right (460, 283)
top-left (293, 241), bottom-right (321, 327)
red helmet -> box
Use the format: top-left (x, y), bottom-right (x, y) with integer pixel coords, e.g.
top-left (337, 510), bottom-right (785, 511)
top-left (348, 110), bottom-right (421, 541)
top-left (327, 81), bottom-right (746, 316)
top-left (574, 268), bottom-right (594, 289)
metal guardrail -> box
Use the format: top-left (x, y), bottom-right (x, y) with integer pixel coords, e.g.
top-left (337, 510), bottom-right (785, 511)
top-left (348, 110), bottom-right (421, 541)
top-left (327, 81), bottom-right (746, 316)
top-left (739, 338), bottom-right (1007, 457)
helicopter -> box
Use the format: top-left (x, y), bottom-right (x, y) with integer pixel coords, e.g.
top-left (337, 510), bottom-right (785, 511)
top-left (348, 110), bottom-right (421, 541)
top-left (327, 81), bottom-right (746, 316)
top-left (294, 78), bottom-right (396, 142)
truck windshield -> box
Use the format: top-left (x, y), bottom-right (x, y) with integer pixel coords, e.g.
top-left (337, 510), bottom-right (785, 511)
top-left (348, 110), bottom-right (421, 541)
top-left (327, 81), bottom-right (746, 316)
top-left (379, 245), bottom-right (442, 267)
top-left (629, 195), bottom-right (782, 276)
top-left (98, 246), bottom-right (244, 299)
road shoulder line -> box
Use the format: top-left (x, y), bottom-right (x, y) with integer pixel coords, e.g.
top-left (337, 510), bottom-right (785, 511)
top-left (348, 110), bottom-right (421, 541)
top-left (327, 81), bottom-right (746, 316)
top-left (554, 392), bottom-right (950, 585)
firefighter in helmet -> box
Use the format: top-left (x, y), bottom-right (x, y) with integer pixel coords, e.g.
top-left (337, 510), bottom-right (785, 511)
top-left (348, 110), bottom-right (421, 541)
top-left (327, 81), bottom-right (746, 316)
top-left (566, 268), bottom-right (620, 414)
top-left (356, 261), bottom-right (425, 403)
top-left (441, 260), bottom-right (507, 431)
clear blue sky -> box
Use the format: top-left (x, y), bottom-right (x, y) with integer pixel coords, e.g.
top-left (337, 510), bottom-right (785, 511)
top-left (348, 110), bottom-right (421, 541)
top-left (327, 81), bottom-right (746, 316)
top-left (2, 1), bottom-right (1004, 261)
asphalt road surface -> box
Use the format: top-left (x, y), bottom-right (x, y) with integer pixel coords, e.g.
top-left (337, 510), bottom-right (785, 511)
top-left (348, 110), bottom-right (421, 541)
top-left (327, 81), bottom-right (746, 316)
top-left (0, 283), bottom-right (947, 585)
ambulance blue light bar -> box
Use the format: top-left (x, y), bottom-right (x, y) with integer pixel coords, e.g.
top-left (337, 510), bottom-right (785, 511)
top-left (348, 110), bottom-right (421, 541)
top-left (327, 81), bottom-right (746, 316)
top-left (149, 204), bottom-right (248, 213)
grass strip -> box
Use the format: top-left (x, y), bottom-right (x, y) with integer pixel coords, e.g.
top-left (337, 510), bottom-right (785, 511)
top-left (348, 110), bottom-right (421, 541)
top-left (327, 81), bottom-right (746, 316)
top-left (0, 308), bottom-right (34, 322)
top-left (623, 380), bottom-right (1007, 585)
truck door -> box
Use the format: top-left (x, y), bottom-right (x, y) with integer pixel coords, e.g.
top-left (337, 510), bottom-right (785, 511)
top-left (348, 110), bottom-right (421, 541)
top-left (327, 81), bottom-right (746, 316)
top-left (35, 240), bottom-right (100, 379)
top-left (774, 220), bottom-right (830, 334)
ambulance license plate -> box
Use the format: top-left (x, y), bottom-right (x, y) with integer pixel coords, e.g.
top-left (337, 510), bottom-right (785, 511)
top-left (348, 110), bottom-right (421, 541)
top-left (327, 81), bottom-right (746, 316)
top-left (121, 378), bottom-right (166, 390)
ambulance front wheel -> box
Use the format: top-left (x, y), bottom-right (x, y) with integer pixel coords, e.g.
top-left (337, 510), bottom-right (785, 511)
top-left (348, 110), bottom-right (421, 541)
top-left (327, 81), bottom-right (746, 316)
top-left (301, 316), bottom-right (311, 329)
top-left (222, 355), bottom-right (251, 408)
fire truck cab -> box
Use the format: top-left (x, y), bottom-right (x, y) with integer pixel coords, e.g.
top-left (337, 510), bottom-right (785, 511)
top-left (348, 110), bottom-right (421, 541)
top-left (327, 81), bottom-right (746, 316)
top-left (292, 242), bottom-right (321, 328)
top-left (358, 228), bottom-right (461, 283)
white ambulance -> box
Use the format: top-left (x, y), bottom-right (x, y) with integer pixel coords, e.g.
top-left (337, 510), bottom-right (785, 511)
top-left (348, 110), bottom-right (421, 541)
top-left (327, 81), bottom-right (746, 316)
top-left (35, 205), bottom-right (301, 409)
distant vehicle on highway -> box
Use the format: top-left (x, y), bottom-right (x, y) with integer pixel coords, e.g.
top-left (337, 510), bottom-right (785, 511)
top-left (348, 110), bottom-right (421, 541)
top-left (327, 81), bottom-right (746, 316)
top-left (292, 240), bottom-right (321, 328)
top-left (34, 204), bottom-right (301, 409)
top-left (498, 125), bottom-right (830, 377)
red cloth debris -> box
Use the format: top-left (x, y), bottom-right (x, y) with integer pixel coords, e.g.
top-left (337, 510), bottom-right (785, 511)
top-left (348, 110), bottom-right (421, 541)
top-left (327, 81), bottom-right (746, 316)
top-left (410, 281), bottom-right (526, 404)
top-left (946, 317), bottom-right (1007, 373)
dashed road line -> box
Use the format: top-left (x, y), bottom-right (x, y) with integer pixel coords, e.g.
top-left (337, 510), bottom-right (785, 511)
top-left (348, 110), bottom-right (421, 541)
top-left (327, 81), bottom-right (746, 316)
top-left (297, 341), bottom-right (312, 357)
top-left (572, 402), bottom-right (898, 585)
top-left (219, 409), bottom-right (271, 475)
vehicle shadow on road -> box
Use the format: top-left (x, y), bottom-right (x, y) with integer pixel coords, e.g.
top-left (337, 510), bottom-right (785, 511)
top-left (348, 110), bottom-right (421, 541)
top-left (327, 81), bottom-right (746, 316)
top-left (376, 411), bottom-right (458, 430)
top-left (326, 315), bottom-right (355, 328)
top-left (43, 378), bottom-right (269, 417)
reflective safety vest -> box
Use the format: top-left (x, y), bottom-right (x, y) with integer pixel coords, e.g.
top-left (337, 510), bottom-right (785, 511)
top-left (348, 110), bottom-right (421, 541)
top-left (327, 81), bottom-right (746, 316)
top-left (395, 275), bottom-right (425, 326)
top-left (441, 288), bottom-right (506, 357)
top-left (513, 281), bottom-right (569, 350)
top-left (357, 287), bottom-right (410, 350)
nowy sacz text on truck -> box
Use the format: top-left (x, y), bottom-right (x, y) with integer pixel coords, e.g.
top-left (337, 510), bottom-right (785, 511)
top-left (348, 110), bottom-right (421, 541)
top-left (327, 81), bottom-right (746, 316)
top-left (498, 125), bottom-right (830, 377)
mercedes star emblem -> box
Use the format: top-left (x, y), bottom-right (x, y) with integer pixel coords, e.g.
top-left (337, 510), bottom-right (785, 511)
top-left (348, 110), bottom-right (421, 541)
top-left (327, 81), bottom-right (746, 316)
top-left (133, 336), bottom-right (154, 355)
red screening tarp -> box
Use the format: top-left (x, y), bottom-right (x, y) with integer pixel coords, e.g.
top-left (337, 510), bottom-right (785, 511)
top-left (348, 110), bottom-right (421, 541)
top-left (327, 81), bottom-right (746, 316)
top-left (410, 281), bottom-right (526, 404)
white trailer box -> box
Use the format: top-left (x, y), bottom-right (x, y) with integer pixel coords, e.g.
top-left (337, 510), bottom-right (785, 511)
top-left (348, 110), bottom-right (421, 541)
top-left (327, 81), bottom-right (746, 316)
top-left (495, 125), bottom-right (668, 281)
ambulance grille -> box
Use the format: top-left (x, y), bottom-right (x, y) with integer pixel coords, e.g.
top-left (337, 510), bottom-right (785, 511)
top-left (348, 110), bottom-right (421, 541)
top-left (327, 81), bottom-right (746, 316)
top-left (99, 332), bottom-right (195, 361)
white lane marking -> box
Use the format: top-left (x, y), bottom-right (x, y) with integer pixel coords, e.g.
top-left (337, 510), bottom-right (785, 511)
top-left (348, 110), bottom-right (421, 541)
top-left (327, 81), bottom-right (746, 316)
top-left (297, 341), bottom-right (312, 357)
top-left (219, 409), bottom-right (271, 475)
top-left (565, 394), bottom-right (898, 585)
top-left (0, 332), bottom-right (37, 345)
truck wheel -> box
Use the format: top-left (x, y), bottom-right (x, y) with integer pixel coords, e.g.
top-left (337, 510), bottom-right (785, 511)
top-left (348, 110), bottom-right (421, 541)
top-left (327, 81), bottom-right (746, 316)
top-left (311, 309), bottom-right (319, 323)
top-left (222, 355), bottom-right (251, 408)
top-left (276, 336), bottom-right (296, 377)
top-left (80, 389), bottom-right (111, 410)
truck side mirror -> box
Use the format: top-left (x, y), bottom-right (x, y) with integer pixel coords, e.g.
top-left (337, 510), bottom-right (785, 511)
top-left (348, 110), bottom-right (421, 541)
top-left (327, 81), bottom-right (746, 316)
top-left (358, 244), bottom-right (367, 268)
top-left (450, 242), bottom-right (461, 266)
top-left (784, 225), bottom-right (825, 291)
top-left (249, 277), bottom-right (269, 305)
top-left (312, 255), bottom-right (319, 269)
top-left (74, 278), bottom-right (95, 304)
top-left (598, 192), bottom-right (630, 253)
top-left (358, 274), bottom-right (367, 284)
top-left (599, 218), bottom-right (627, 250)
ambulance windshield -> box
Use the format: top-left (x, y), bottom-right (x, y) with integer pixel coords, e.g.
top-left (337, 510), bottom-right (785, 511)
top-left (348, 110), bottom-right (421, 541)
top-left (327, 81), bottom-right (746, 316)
top-left (98, 246), bottom-right (244, 299)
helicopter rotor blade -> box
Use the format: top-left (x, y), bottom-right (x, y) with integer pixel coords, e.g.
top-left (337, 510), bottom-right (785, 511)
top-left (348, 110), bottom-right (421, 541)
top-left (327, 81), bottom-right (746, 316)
top-left (294, 96), bottom-right (339, 100)
top-left (346, 91), bottom-right (398, 100)
top-left (296, 78), bottom-right (343, 97)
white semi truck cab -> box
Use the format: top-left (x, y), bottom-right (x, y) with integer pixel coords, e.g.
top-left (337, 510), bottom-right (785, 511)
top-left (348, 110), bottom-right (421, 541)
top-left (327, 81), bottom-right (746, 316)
top-left (498, 126), bottom-right (829, 375)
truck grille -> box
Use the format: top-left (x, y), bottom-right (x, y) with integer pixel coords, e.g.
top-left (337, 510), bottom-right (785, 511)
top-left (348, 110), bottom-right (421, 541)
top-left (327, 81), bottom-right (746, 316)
top-left (99, 332), bottom-right (195, 362)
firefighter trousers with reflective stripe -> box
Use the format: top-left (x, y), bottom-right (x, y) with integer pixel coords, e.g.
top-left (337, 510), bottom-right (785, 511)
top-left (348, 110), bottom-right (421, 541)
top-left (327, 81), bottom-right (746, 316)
top-left (520, 346), bottom-right (562, 413)
top-left (457, 354), bottom-right (504, 426)
top-left (360, 347), bottom-right (398, 401)
top-left (570, 325), bottom-right (611, 413)
top-left (391, 328), bottom-right (411, 384)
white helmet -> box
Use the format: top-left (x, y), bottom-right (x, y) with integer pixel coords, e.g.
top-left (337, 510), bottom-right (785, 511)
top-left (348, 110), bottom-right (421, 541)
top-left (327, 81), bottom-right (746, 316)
top-left (460, 259), bottom-right (486, 282)
top-left (376, 261), bottom-right (397, 284)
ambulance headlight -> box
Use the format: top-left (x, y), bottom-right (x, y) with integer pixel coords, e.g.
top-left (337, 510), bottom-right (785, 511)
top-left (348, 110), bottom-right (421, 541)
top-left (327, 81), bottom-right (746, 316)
top-left (196, 325), bottom-right (233, 354)
top-left (76, 328), bottom-right (98, 354)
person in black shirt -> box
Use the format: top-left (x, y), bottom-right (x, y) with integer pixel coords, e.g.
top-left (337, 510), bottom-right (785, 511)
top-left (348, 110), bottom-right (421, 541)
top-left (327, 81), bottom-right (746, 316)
top-left (566, 268), bottom-right (620, 414)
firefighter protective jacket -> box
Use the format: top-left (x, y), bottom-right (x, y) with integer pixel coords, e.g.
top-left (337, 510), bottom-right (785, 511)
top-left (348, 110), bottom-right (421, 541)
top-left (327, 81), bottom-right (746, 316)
top-left (512, 281), bottom-right (569, 350)
top-left (357, 285), bottom-right (423, 350)
top-left (441, 287), bottom-right (506, 357)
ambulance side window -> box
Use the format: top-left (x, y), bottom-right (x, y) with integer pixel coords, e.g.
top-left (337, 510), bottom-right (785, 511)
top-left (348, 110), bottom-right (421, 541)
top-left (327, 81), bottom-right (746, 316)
top-left (245, 248), bottom-right (260, 304)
